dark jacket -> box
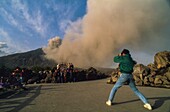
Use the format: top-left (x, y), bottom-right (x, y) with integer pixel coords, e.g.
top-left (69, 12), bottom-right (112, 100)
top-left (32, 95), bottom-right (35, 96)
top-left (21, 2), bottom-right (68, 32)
top-left (114, 54), bottom-right (136, 73)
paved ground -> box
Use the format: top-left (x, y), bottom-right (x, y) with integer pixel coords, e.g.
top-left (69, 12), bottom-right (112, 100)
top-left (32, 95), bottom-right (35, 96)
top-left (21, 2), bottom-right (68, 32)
top-left (0, 79), bottom-right (170, 112)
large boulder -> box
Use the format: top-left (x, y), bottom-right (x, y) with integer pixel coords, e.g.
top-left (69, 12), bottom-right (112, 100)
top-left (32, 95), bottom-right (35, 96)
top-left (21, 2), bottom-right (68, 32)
top-left (148, 76), bottom-right (154, 83)
top-left (144, 77), bottom-right (150, 86)
top-left (107, 75), bottom-right (119, 84)
top-left (154, 51), bottom-right (170, 69)
top-left (162, 79), bottom-right (170, 85)
top-left (107, 71), bottom-right (119, 84)
top-left (133, 64), bottom-right (150, 81)
top-left (147, 63), bottom-right (157, 76)
top-left (76, 70), bottom-right (86, 81)
top-left (164, 67), bottom-right (170, 81)
top-left (78, 67), bottom-right (107, 81)
top-left (85, 67), bottom-right (98, 80)
top-left (165, 71), bottom-right (170, 81)
top-left (133, 75), bottom-right (143, 86)
top-left (154, 75), bottom-right (163, 85)
top-left (107, 69), bottom-right (119, 84)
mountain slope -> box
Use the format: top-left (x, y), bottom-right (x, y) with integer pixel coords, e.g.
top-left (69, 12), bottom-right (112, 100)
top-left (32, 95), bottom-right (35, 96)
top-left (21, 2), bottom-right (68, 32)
top-left (0, 48), bottom-right (56, 68)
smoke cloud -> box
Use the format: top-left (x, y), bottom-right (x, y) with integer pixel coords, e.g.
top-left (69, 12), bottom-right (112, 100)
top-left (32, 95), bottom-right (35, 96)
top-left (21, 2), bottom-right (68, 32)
top-left (43, 0), bottom-right (170, 68)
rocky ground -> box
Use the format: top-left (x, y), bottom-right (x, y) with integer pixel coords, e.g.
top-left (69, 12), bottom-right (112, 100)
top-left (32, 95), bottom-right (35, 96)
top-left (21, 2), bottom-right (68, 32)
top-left (0, 78), bottom-right (170, 112)
top-left (107, 51), bottom-right (170, 88)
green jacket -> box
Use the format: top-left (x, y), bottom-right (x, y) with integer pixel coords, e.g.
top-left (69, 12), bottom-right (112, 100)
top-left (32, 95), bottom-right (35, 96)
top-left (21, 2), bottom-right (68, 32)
top-left (114, 54), bottom-right (136, 73)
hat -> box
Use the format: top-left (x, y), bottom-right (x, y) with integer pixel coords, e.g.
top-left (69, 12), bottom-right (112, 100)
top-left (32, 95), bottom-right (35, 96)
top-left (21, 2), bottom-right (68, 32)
top-left (121, 49), bottom-right (130, 55)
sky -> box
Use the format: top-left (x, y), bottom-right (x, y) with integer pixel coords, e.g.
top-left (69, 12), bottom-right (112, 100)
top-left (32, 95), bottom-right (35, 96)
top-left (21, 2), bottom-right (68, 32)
top-left (0, 0), bottom-right (87, 56)
top-left (0, 0), bottom-right (170, 67)
top-left (43, 0), bottom-right (170, 67)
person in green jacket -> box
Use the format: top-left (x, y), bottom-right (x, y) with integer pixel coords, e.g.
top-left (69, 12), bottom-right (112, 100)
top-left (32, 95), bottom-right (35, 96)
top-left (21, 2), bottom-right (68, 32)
top-left (106, 49), bottom-right (152, 110)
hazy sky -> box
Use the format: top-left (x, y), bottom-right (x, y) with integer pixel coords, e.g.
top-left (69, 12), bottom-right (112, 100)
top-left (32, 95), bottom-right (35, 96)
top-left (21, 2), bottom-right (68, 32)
top-left (0, 0), bottom-right (87, 56)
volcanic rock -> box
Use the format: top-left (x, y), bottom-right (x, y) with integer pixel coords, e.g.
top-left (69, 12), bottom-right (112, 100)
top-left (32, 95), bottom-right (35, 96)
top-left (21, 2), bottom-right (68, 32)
top-left (154, 51), bottom-right (170, 69)
top-left (107, 51), bottom-right (170, 88)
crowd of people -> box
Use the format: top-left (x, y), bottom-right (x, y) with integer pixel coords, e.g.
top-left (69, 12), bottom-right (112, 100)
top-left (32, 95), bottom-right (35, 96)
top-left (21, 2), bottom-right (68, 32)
top-left (42, 63), bottom-right (77, 83)
top-left (0, 63), bottom-right (77, 91)
top-left (0, 67), bottom-right (28, 90)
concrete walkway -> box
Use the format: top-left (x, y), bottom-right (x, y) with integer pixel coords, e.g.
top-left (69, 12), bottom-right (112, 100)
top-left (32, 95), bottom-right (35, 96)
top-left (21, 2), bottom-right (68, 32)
top-left (0, 79), bottom-right (170, 112)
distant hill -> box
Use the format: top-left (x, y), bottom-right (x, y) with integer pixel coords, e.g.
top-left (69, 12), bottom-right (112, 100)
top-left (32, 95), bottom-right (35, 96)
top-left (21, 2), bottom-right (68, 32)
top-left (0, 48), bottom-right (57, 69)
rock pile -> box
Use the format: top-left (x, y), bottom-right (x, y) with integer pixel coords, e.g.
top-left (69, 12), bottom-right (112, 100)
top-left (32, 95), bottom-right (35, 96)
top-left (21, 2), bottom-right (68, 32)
top-left (107, 51), bottom-right (170, 88)
top-left (77, 67), bottom-right (107, 81)
top-left (27, 67), bottom-right (107, 84)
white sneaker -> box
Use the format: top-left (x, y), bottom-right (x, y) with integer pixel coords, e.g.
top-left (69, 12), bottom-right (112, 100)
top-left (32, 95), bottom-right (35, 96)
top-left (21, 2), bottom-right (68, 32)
top-left (144, 103), bottom-right (152, 110)
top-left (106, 100), bottom-right (112, 106)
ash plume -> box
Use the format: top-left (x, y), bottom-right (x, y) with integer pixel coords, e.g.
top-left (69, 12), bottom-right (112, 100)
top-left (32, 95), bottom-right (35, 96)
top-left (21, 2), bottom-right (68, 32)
top-left (43, 0), bottom-right (170, 68)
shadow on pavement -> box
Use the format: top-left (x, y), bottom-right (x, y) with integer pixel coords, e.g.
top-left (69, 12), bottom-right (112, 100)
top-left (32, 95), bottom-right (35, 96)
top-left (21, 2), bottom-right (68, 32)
top-left (112, 96), bottom-right (170, 110)
top-left (0, 91), bottom-right (16, 99)
top-left (150, 96), bottom-right (170, 109)
top-left (0, 85), bottom-right (41, 112)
